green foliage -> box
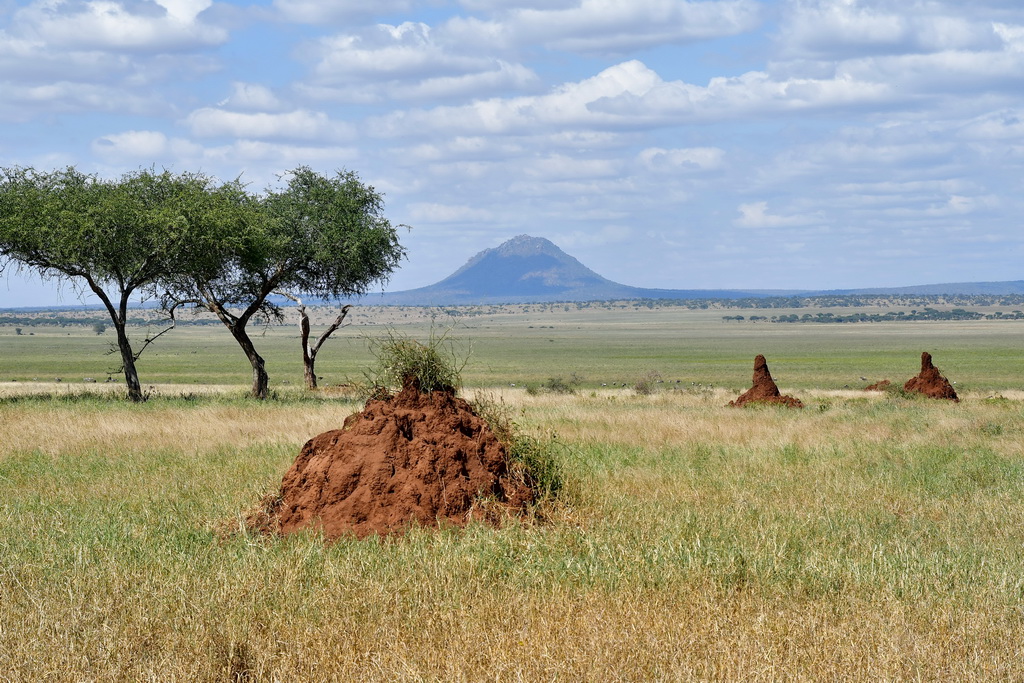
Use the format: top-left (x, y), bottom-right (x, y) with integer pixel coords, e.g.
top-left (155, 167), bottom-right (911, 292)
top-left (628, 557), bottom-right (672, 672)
top-left (263, 166), bottom-right (407, 299)
top-left (363, 326), bottom-right (465, 395)
top-left (543, 376), bottom-right (576, 394)
top-left (0, 166), bottom-right (245, 299)
top-left (506, 433), bottom-right (564, 501)
top-left (471, 391), bottom-right (563, 502)
top-left (0, 166), bottom-right (249, 401)
top-left (160, 166), bottom-right (407, 399)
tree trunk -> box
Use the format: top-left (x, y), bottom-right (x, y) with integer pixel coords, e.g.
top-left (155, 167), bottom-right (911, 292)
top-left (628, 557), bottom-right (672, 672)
top-left (114, 323), bottom-right (144, 402)
top-left (300, 312), bottom-right (317, 390)
top-left (232, 326), bottom-right (270, 399)
top-left (88, 282), bottom-right (144, 402)
top-left (299, 303), bottom-right (350, 391)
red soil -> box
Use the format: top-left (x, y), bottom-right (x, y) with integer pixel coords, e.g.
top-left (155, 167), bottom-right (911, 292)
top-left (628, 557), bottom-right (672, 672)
top-left (864, 380), bottom-right (891, 391)
top-left (903, 352), bottom-right (959, 402)
top-left (274, 379), bottom-right (534, 540)
top-left (729, 354), bottom-right (804, 408)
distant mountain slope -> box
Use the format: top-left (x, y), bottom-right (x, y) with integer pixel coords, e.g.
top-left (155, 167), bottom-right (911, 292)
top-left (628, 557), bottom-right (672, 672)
top-left (368, 235), bottom-right (797, 305)
top-left (830, 281), bottom-right (1024, 296)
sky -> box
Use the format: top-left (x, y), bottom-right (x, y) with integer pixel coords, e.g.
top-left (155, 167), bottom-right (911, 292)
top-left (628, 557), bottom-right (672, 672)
top-left (2, 0), bottom-right (1024, 308)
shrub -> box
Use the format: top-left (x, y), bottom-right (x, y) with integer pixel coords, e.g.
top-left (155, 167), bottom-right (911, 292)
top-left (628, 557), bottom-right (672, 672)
top-left (634, 370), bottom-right (661, 396)
top-left (362, 325), bottom-right (466, 396)
top-left (543, 376), bottom-right (575, 394)
top-left (472, 391), bottom-right (563, 502)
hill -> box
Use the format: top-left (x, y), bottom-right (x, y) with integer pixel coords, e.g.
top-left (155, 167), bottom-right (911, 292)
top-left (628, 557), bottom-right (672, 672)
top-left (366, 235), bottom-right (797, 305)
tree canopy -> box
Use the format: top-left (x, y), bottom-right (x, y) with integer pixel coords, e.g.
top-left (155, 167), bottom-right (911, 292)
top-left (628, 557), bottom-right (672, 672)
top-left (164, 166), bottom-right (407, 398)
top-left (0, 166), bottom-right (249, 401)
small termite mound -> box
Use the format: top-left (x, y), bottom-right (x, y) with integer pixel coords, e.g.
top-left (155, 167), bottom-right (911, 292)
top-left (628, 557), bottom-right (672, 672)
top-left (903, 352), bottom-right (959, 402)
top-left (728, 354), bottom-right (803, 409)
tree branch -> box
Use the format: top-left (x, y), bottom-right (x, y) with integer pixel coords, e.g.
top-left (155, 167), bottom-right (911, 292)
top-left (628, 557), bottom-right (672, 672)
top-left (310, 304), bottom-right (352, 356)
top-left (131, 301), bottom-right (184, 362)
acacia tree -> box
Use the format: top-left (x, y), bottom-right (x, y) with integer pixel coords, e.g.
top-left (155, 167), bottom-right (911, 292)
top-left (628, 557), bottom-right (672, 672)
top-left (0, 166), bottom-right (247, 402)
top-left (165, 167), bottom-right (406, 399)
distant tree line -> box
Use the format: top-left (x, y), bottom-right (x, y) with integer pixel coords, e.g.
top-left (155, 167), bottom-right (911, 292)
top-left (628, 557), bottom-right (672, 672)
top-left (638, 294), bottom-right (1024, 310)
top-left (0, 166), bottom-right (406, 401)
top-left (419, 293), bottom-right (1024, 313)
top-left (724, 308), bottom-right (1024, 323)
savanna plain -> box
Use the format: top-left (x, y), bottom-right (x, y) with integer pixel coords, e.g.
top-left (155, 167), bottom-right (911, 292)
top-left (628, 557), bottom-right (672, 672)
top-left (2, 302), bottom-right (1024, 680)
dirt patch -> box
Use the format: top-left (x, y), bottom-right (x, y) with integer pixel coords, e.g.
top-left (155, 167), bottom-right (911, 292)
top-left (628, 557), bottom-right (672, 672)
top-left (903, 352), bottom-right (959, 402)
top-left (864, 380), bottom-right (891, 391)
top-left (728, 355), bottom-right (804, 408)
top-left (268, 378), bottom-right (535, 540)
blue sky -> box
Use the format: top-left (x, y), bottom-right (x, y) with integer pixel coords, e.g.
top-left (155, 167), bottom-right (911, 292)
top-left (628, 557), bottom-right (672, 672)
top-left (2, 0), bottom-right (1023, 307)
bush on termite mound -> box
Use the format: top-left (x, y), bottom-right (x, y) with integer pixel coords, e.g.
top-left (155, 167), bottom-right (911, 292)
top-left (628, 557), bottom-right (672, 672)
top-left (470, 391), bottom-right (564, 503)
top-left (360, 327), bottom-right (465, 397)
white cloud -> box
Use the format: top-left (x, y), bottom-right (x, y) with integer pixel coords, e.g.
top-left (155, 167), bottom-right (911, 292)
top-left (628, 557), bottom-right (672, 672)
top-left (638, 146), bottom-right (725, 172)
top-left (218, 82), bottom-right (283, 112)
top-left (368, 43), bottom-right (1020, 143)
top-left (200, 140), bottom-right (359, 168)
top-left (523, 155), bottom-right (620, 181)
top-left (406, 203), bottom-right (495, 223)
top-left (14, 0), bottom-right (226, 51)
top-left (184, 108), bottom-right (354, 141)
top-left (93, 129), bottom-right (169, 158)
top-left (91, 129), bottom-right (202, 160)
top-left (301, 21), bottom-right (539, 103)
top-left (398, 136), bottom-right (527, 163)
top-left (273, 0), bottom-right (415, 24)
top-left (369, 60), bottom-right (663, 136)
top-left (0, 80), bottom-right (159, 121)
top-left (455, 0), bottom-right (578, 10)
top-left (734, 201), bottom-right (820, 228)
top-left (155, 0), bottom-right (210, 23)
top-left (994, 22), bottom-right (1024, 51)
top-left (303, 60), bottom-right (538, 104)
top-left (370, 55), bottom-right (910, 138)
top-left (311, 23), bottom-right (474, 81)
top-left (778, 0), bottom-right (1002, 59)
top-left (447, 0), bottom-right (763, 55)
top-left (958, 109), bottom-right (1024, 140)
top-left (557, 225), bottom-right (632, 248)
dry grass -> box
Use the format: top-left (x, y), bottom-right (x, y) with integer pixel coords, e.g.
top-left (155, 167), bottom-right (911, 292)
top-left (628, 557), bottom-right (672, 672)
top-left (2, 389), bottom-right (1024, 680)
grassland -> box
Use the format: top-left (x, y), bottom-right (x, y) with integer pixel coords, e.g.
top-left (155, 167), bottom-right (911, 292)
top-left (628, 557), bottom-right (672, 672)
top-left (1, 301), bottom-right (1023, 392)
top-left (2, 303), bottom-right (1024, 679)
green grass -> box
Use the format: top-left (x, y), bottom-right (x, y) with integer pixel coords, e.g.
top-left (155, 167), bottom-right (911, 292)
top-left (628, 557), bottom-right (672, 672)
top-left (2, 305), bottom-right (1023, 393)
top-left (2, 305), bottom-right (1024, 677)
top-left (2, 392), bottom-right (1024, 678)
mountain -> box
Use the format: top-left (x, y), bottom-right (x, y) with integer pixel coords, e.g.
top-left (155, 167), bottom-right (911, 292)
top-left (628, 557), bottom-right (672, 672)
top-left (365, 235), bottom-right (801, 305)
top-left (360, 234), bottom-right (1024, 306)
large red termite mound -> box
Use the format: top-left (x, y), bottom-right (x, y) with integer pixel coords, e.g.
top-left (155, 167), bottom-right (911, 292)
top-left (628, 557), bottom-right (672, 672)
top-left (728, 354), bottom-right (804, 408)
top-left (273, 378), bottom-right (535, 540)
top-left (903, 352), bottom-right (959, 402)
